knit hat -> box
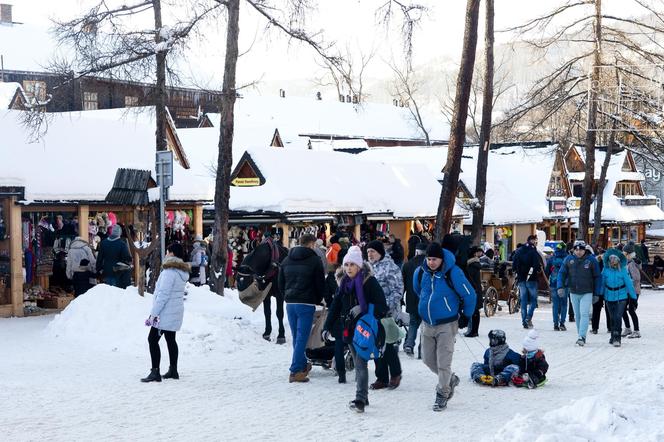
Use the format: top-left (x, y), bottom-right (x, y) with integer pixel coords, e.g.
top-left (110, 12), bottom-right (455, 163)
top-left (342, 245), bottom-right (364, 267)
top-left (366, 240), bottom-right (386, 259)
top-left (415, 241), bottom-right (428, 251)
top-left (522, 329), bottom-right (540, 352)
top-left (623, 241), bottom-right (636, 254)
top-left (109, 224), bottom-right (122, 239)
top-left (426, 242), bottom-right (444, 260)
top-left (468, 246), bottom-right (483, 256)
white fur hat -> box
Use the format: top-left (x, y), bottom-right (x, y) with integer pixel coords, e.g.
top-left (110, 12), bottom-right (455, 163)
top-left (523, 329), bottom-right (540, 352)
top-left (343, 245), bottom-right (363, 267)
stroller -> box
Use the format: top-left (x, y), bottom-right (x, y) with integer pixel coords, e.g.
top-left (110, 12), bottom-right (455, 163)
top-left (305, 307), bottom-right (354, 372)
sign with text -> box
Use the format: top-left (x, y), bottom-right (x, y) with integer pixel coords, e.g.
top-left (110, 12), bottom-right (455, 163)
top-left (231, 177), bottom-right (261, 187)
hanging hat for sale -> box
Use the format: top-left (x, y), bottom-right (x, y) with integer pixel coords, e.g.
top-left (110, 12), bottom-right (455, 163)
top-left (523, 329), bottom-right (540, 352)
top-left (343, 246), bottom-right (364, 267)
top-left (426, 242), bottom-right (444, 260)
top-left (366, 240), bottom-right (386, 259)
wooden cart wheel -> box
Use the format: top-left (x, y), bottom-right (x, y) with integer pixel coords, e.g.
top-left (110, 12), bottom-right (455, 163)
top-left (509, 286), bottom-right (520, 314)
top-left (484, 286), bottom-right (498, 317)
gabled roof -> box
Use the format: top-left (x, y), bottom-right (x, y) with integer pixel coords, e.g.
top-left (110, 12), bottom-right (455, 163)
top-left (105, 169), bottom-right (157, 206)
top-left (0, 82), bottom-right (28, 109)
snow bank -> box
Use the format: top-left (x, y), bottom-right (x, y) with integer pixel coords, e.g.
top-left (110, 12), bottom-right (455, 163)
top-left (490, 363), bottom-right (664, 442)
top-left (46, 284), bottom-right (266, 354)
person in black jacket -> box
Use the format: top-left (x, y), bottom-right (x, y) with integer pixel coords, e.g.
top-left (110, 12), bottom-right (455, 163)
top-left (96, 224), bottom-right (132, 287)
top-left (465, 246), bottom-right (484, 337)
top-left (512, 235), bottom-right (541, 329)
top-left (278, 234), bottom-right (326, 383)
top-left (401, 242), bottom-right (427, 356)
top-left (389, 235), bottom-right (405, 267)
top-left (322, 245), bottom-right (388, 413)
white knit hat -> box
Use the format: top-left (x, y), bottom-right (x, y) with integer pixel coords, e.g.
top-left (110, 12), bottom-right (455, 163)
top-left (523, 329), bottom-right (540, 352)
top-left (343, 245), bottom-right (364, 267)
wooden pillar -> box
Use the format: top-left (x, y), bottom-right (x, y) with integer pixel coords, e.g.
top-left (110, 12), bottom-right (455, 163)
top-left (390, 220), bottom-right (411, 255)
top-left (132, 209), bottom-right (141, 286)
top-left (324, 223), bottom-right (331, 246)
top-left (485, 225), bottom-right (495, 246)
top-left (9, 198), bottom-right (23, 317)
top-left (78, 204), bottom-right (89, 240)
top-left (193, 204), bottom-right (203, 238)
top-left (567, 218), bottom-right (572, 243)
top-left (353, 224), bottom-right (361, 244)
top-left (512, 224), bottom-right (518, 251)
top-left (276, 223), bottom-right (290, 248)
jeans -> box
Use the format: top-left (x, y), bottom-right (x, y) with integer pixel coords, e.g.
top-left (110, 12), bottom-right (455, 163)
top-left (375, 343), bottom-right (402, 383)
top-left (470, 362), bottom-right (520, 382)
top-left (104, 275), bottom-right (119, 287)
top-left (519, 281), bottom-right (538, 325)
top-left (404, 311), bottom-right (422, 350)
top-left (349, 345), bottom-right (369, 403)
top-left (607, 300), bottom-right (627, 343)
top-left (421, 321), bottom-right (458, 396)
top-left (591, 297), bottom-right (611, 332)
top-left (551, 289), bottom-right (568, 326)
top-left (286, 304), bottom-right (315, 374)
top-left (570, 293), bottom-right (593, 338)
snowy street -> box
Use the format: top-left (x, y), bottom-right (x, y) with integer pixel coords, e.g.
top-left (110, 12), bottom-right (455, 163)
top-left (2, 285), bottom-right (663, 441)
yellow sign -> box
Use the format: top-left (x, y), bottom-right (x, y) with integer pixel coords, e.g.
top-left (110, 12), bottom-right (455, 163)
top-left (231, 177), bottom-right (261, 187)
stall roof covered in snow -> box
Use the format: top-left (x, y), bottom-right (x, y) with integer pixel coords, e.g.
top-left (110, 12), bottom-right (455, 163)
top-left (357, 144), bottom-right (559, 225)
top-left (0, 108), bottom-right (199, 203)
top-left (205, 94), bottom-right (450, 147)
top-left (0, 82), bottom-right (26, 109)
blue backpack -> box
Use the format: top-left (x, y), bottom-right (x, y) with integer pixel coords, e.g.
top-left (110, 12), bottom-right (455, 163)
top-left (353, 304), bottom-right (381, 361)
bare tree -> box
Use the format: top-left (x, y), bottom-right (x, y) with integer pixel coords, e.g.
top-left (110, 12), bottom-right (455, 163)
top-left (387, 60), bottom-right (430, 145)
top-left (315, 45), bottom-right (376, 103)
top-left (470, 0), bottom-right (494, 246)
top-left (434, 0), bottom-right (481, 240)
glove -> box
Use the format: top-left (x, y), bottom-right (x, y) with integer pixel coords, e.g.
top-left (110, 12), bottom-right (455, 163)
top-left (321, 329), bottom-right (334, 342)
top-left (144, 316), bottom-right (153, 327)
top-left (349, 305), bottom-right (363, 320)
top-left (557, 288), bottom-right (565, 298)
top-left (457, 315), bottom-right (469, 329)
top-left (144, 315), bottom-right (159, 327)
top-left (593, 296), bottom-right (599, 304)
top-left (632, 298), bottom-right (638, 310)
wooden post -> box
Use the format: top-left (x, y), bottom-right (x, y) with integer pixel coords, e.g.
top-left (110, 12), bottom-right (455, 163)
top-left (78, 204), bottom-right (89, 240)
top-left (276, 223), bottom-right (290, 248)
top-left (390, 220), bottom-right (411, 255)
top-left (353, 224), bottom-right (361, 244)
top-left (324, 223), bottom-right (331, 246)
top-left (567, 218), bottom-right (572, 243)
top-left (9, 198), bottom-right (23, 317)
top-left (485, 225), bottom-right (495, 246)
top-left (193, 204), bottom-right (203, 238)
top-left (512, 224), bottom-right (518, 251)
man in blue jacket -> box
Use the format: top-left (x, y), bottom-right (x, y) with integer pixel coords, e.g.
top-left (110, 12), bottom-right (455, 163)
top-left (414, 242), bottom-right (476, 412)
top-left (512, 235), bottom-right (541, 329)
top-left (557, 241), bottom-right (602, 346)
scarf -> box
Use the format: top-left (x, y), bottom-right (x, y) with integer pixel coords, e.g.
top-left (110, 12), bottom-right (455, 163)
top-left (488, 343), bottom-right (510, 375)
top-left (342, 270), bottom-right (367, 314)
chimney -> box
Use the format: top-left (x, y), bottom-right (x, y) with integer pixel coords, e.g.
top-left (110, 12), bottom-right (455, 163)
top-left (339, 94), bottom-right (345, 103)
top-left (279, 89), bottom-right (285, 98)
top-left (346, 94), bottom-right (351, 103)
top-left (0, 4), bottom-right (13, 24)
top-left (352, 94), bottom-right (358, 104)
top-left (393, 99), bottom-right (398, 106)
top-left (316, 91), bottom-right (322, 101)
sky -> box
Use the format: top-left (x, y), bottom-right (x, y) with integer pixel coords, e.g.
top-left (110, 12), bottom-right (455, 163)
top-left (2, 0), bottom-right (644, 98)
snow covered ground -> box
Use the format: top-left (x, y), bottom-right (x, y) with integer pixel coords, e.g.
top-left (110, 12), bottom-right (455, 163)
top-left (2, 285), bottom-right (664, 441)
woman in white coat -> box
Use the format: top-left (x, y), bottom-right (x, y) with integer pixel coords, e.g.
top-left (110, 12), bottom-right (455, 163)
top-left (141, 243), bottom-right (190, 383)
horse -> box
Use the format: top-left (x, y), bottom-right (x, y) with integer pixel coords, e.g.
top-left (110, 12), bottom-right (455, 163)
top-left (236, 238), bottom-right (289, 344)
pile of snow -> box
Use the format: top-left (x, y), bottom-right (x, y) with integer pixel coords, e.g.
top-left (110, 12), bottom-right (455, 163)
top-left (490, 362), bottom-right (664, 441)
top-left (46, 284), bottom-right (267, 354)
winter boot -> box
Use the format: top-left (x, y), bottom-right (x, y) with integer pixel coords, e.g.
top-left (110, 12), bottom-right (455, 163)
top-left (528, 320), bottom-right (534, 329)
top-left (559, 324), bottom-right (567, 331)
top-left (349, 400), bottom-right (365, 413)
top-left (448, 373), bottom-right (460, 400)
top-left (432, 390), bottom-right (448, 412)
top-left (522, 373), bottom-right (536, 389)
top-left (554, 324), bottom-right (560, 331)
top-left (141, 368), bottom-right (162, 383)
top-left (388, 375), bottom-right (402, 390)
top-left (289, 371), bottom-right (310, 383)
top-left (493, 375), bottom-right (508, 387)
top-left (404, 346), bottom-right (414, 357)
top-left (576, 337), bottom-right (586, 346)
top-left (338, 372), bottom-right (347, 384)
top-left (370, 380), bottom-right (389, 390)
top-left (628, 330), bottom-right (641, 338)
top-left (479, 375), bottom-right (495, 386)
top-left (163, 366), bottom-right (179, 380)
top-left (276, 336), bottom-right (286, 345)
top-left (621, 327), bottom-right (632, 337)
top-left (613, 339), bottom-right (621, 347)
top-left (591, 329), bottom-right (598, 334)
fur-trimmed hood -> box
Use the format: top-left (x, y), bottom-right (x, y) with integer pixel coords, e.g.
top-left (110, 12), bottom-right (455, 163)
top-left (162, 256), bottom-right (191, 273)
top-left (334, 261), bottom-right (374, 285)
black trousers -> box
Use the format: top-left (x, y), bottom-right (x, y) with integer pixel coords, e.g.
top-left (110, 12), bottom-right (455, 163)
top-left (469, 307), bottom-right (480, 335)
top-left (591, 298), bottom-right (611, 332)
top-left (607, 300), bottom-right (627, 343)
top-left (375, 343), bottom-right (402, 383)
top-left (622, 296), bottom-right (640, 331)
top-left (148, 327), bottom-right (178, 369)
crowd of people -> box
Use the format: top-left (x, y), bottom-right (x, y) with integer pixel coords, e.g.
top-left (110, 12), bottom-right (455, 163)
top-left (136, 225), bottom-right (648, 414)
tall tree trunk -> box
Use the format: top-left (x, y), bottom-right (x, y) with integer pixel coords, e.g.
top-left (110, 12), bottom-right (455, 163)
top-left (434, 0), bottom-right (481, 240)
top-left (579, 0), bottom-right (602, 242)
top-left (592, 132), bottom-right (614, 247)
top-left (211, 0), bottom-right (240, 294)
top-left (470, 0), bottom-right (494, 246)
top-left (153, 0), bottom-right (167, 153)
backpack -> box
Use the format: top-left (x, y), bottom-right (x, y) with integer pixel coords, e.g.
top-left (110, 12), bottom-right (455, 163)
top-left (353, 304), bottom-right (382, 361)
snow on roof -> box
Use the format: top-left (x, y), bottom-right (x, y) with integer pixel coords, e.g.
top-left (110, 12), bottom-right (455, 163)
top-left (0, 108), bottom-right (203, 202)
top-left (0, 82), bottom-right (23, 109)
top-left (0, 23), bottom-right (70, 72)
top-left (357, 144), bottom-right (559, 225)
top-left (206, 94), bottom-right (450, 144)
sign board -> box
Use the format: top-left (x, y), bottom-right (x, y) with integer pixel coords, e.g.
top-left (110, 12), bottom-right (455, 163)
top-left (155, 151), bottom-right (173, 187)
top-left (231, 177), bottom-right (261, 187)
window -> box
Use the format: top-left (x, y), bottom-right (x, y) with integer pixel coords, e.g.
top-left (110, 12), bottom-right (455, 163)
top-left (83, 91), bottom-right (98, 110)
top-left (548, 175), bottom-right (565, 197)
top-left (572, 183), bottom-right (583, 198)
top-left (22, 80), bottom-right (47, 101)
top-left (124, 95), bottom-right (139, 107)
top-left (614, 182), bottom-right (639, 197)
